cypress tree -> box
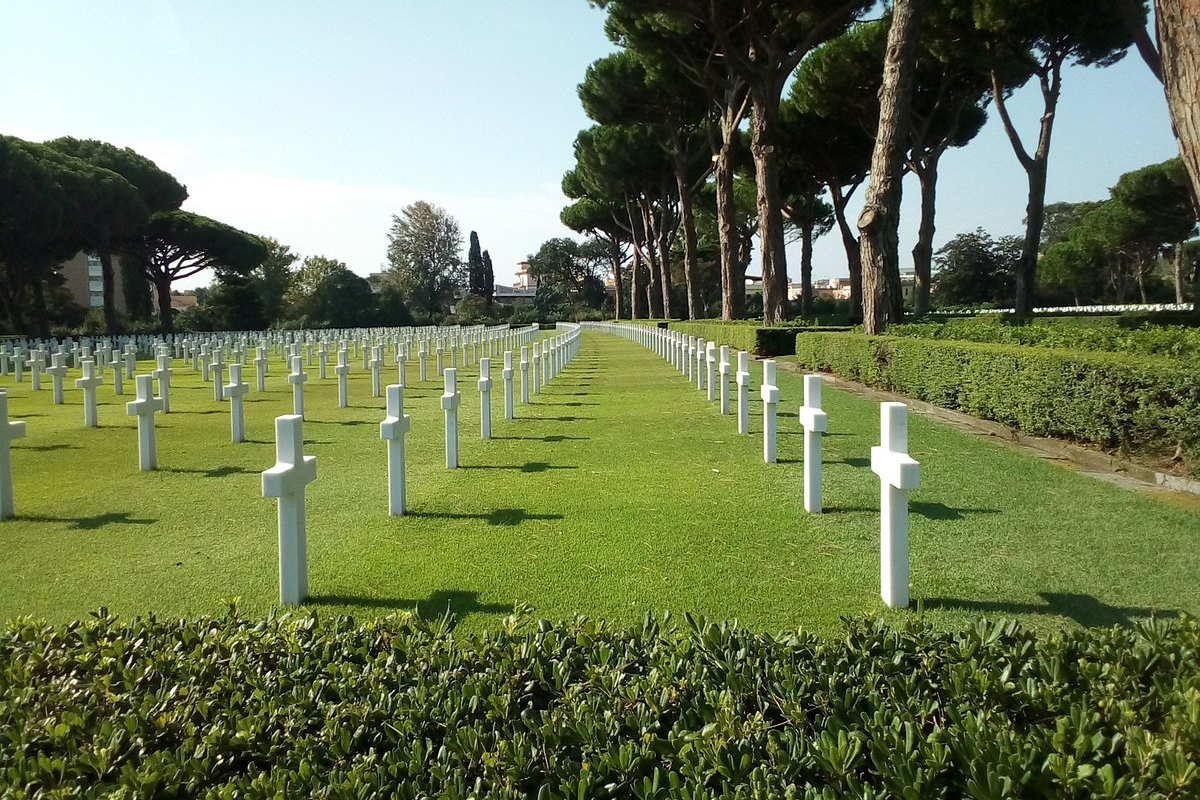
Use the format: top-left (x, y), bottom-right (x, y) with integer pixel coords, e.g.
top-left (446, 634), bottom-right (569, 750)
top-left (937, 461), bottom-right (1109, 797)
top-left (482, 250), bottom-right (495, 307)
top-left (467, 231), bottom-right (484, 297)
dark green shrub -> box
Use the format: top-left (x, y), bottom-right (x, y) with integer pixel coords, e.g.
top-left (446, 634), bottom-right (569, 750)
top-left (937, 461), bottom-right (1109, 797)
top-left (3, 609), bottom-right (1197, 798)
top-left (793, 333), bottom-right (1200, 472)
top-left (668, 322), bottom-right (851, 357)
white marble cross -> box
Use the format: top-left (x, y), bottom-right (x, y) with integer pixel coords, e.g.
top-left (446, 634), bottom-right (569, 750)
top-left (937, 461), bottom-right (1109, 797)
top-left (123, 346), bottom-right (136, 380)
top-left (200, 345), bottom-right (211, 382)
top-left (125, 374), bottom-right (163, 470)
top-left (261, 414), bottom-right (317, 605)
top-left (502, 350), bottom-right (515, 420)
top-left (380, 384), bottom-right (410, 515)
top-left (334, 348), bottom-right (350, 408)
top-left (153, 353), bottom-right (173, 413)
top-left (441, 367), bottom-right (461, 469)
top-left (706, 342), bottom-right (717, 400)
top-left (107, 352), bottom-right (124, 395)
top-left (225, 362), bottom-right (249, 443)
top-left (75, 359), bottom-right (103, 428)
top-left (212, 350), bottom-right (226, 402)
top-left (418, 343), bottom-right (428, 382)
top-left (532, 348), bottom-right (541, 395)
top-left (760, 360), bottom-right (779, 463)
top-left (46, 353), bottom-right (68, 405)
top-left (478, 357), bottom-right (493, 440)
top-left (0, 390), bottom-right (27, 519)
top-left (870, 402), bottom-right (920, 608)
top-left (718, 345), bottom-right (731, 414)
top-left (370, 345), bottom-right (382, 398)
top-left (318, 342), bottom-right (329, 380)
top-left (435, 341), bottom-right (444, 376)
top-left (288, 355), bottom-right (307, 417)
top-left (254, 346), bottom-right (268, 393)
top-left (26, 352), bottom-right (43, 391)
top-left (736, 351), bottom-right (751, 435)
top-left (519, 346), bottom-right (530, 404)
top-left (396, 344), bottom-right (407, 388)
top-left (798, 374), bottom-right (828, 513)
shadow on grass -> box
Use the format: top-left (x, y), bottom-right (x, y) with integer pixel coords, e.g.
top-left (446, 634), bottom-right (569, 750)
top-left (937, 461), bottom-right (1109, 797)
top-left (460, 462), bottom-right (578, 474)
top-left (911, 501), bottom-right (1000, 521)
top-left (21, 511), bottom-right (157, 530)
top-left (832, 457), bottom-right (871, 468)
top-left (161, 465), bottom-right (255, 479)
top-left (522, 415), bottom-right (595, 422)
top-left (921, 592), bottom-right (1180, 628)
top-left (18, 443), bottom-right (78, 451)
top-left (307, 589), bottom-right (514, 621)
top-left (306, 419), bottom-right (375, 427)
top-left (539, 401), bottom-right (600, 407)
top-left (407, 507), bottom-right (565, 526)
top-left (493, 435), bottom-right (590, 443)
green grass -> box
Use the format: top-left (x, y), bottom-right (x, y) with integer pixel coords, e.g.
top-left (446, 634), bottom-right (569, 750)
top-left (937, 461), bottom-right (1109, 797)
top-left (0, 330), bottom-right (1196, 637)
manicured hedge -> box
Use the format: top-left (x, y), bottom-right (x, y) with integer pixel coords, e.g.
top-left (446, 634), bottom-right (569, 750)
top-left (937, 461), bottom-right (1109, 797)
top-left (792, 333), bottom-right (1200, 472)
top-left (669, 322), bottom-right (852, 357)
top-left (889, 317), bottom-right (1200, 360)
top-left (3, 609), bottom-right (1198, 798)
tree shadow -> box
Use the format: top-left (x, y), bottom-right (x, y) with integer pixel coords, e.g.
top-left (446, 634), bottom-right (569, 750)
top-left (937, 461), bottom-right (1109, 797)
top-left (306, 589), bottom-right (514, 622)
top-left (160, 465), bottom-right (255, 479)
top-left (920, 592), bottom-right (1181, 628)
top-left (20, 511), bottom-right (158, 530)
top-left (406, 507), bottom-right (565, 526)
top-left (460, 462), bottom-right (578, 474)
top-left (910, 501), bottom-right (1000, 521)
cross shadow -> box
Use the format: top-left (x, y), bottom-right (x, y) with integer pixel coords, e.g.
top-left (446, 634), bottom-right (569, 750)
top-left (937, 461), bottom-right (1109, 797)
top-left (921, 592), bottom-right (1180, 628)
top-left (161, 465), bottom-right (255, 479)
top-left (20, 511), bottom-right (158, 530)
top-left (493, 435), bottom-right (590, 443)
top-left (306, 419), bottom-right (375, 427)
top-left (306, 589), bottom-right (514, 623)
top-left (460, 462), bottom-right (577, 473)
top-left (522, 415), bottom-right (594, 422)
top-left (407, 507), bottom-right (565, 526)
top-left (833, 457), bottom-right (871, 468)
top-left (17, 443), bottom-right (77, 451)
top-left (910, 501), bottom-right (1000, 521)
top-left (186, 409), bottom-right (226, 415)
top-left (541, 401), bottom-right (599, 407)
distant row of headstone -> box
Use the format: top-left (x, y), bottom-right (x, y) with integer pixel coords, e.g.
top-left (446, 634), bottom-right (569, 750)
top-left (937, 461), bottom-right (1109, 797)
top-left (583, 322), bottom-right (919, 609)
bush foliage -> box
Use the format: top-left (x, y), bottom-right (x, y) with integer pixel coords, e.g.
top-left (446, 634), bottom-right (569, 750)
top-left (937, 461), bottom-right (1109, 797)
top-left (669, 322), bottom-right (852, 357)
top-left (792, 333), bottom-right (1200, 472)
top-left (2, 609), bottom-right (1198, 798)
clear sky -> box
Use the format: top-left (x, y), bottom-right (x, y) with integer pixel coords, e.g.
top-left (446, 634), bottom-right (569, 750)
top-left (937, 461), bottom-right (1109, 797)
top-left (0, 1), bottom-right (1181, 291)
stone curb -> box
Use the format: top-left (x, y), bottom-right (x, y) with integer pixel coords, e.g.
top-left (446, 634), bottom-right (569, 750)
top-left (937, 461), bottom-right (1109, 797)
top-left (773, 360), bottom-right (1200, 498)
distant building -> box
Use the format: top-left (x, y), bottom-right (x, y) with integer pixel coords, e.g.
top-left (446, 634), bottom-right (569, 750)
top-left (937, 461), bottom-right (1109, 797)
top-left (492, 283), bottom-right (536, 307)
top-left (59, 252), bottom-right (131, 313)
top-left (513, 261), bottom-right (537, 291)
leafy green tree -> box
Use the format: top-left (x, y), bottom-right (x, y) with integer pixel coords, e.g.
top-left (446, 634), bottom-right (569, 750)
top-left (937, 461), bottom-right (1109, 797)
top-left (204, 270), bottom-right (268, 331)
top-left (562, 170), bottom-right (630, 319)
top-left (972, 0), bottom-right (1141, 315)
top-left (931, 229), bottom-right (1020, 306)
top-left (303, 267), bottom-right (376, 329)
top-left (130, 210), bottom-right (267, 332)
top-left (481, 250), bottom-right (495, 309)
top-left (119, 254), bottom-right (153, 320)
top-left (250, 237), bottom-right (298, 327)
top-left (1110, 157), bottom-right (1197, 302)
top-left (45, 137), bottom-right (187, 333)
top-left (386, 201), bottom-right (463, 316)
top-left (527, 238), bottom-right (608, 310)
top-left (375, 279), bottom-right (415, 326)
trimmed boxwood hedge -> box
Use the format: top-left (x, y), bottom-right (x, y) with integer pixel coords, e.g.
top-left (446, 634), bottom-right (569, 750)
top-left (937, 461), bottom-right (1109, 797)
top-left (2, 609), bottom-right (1198, 798)
top-left (791, 333), bottom-right (1200, 472)
top-left (888, 318), bottom-right (1200, 360)
top-left (669, 322), bottom-right (853, 357)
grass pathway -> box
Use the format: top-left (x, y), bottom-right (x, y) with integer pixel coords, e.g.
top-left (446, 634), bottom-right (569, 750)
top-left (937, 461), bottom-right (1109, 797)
top-left (0, 330), bottom-right (1196, 636)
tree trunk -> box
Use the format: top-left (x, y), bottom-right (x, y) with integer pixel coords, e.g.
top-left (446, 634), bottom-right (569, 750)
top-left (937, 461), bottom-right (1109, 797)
top-left (858, 0), bottom-right (923, 335)
top-left (829, 183), bottom-right (864, 323)
top-left (640, 201), bottom-right (664, 319)
top-left (715, 146), bottom-right (743, 320)
top-left (610, 239), bottom-right (626, 320)
top-left (30, 274), bottom-right (51, 340)
top-left (750, 89), bottom-right (788, 326)
top-left (675, 153), bottom-right (704, 320)
top-left (1156, 0), bottom-right (1200, 317)
top-left (1174, 242), bottom-right (1185, 303)
top-left (97, 241), bottom-right (120, 335)
top-left (911, 159), bottom-right (938, 315)
top-left (800, 219), bottom-right (814, 318)
top-left (156, 275), bottom-right (174, 333)
top-left (631, 250), bottom-right (648, 319)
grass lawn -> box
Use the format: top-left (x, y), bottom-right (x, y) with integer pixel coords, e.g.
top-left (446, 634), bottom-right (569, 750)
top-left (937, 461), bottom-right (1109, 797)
top-left (0, 329), bottom-right (1196, 637)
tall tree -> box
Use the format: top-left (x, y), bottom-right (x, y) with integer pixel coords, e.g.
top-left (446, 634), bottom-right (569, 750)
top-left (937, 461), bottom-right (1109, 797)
top-left (859, 0), bottom-right (925, 334)
top-left (527, 237), bottom-right (608, 310)
top-left (131, 210), bottom-right (267, 332)
top-left (250, 238), bottom-right (298, 328)
top-left (386, 201), bottom-right (463, 317)
top-left (481, 249), bottom-right (495, 308)
top-left (467, 231), bottom-right (485, 297)
top-left (562, 195), bottom-right (630, 319)
top-left (973, 0), bottom-right (1138, 314)
top-left (45, 137), bottom-right (187, 333)
top-left (932, 229), bottom-right (1020, 306)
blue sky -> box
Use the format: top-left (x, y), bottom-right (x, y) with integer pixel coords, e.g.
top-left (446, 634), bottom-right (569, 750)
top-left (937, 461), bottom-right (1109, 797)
top-left (0, 1), bottom-right (1181, 290)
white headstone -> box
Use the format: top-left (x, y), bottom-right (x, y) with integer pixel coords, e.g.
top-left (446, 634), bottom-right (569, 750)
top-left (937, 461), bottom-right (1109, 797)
top-left (532, 348), bottom-right (541, 395)
top-left (125, 374), bottom-right (163, 470)
top-left (735, 351), bottom-right (751, 435)
top-left (225, 362), bottom-right (249, 443)
top-left (212, 351), bottom-right (225, 402)
top-left (334, 348), bottom-right (349, 408)
top-left (254, 347), bottom-right (268, 393)
top-left (441, 367), bottom-right (461, 469)
top-left (47, 353), bottom-right (68, 405)
top-left (718, 345), bottom-right (731, 414)
top-left (760, 360), bottom-right (779, 463)
top-left (153, 353), bottom-right (173, 413)
top-left (706, 342), bottom-right (717, 400)
top-left (370, 346), bottom-right (382, 398)
top-left (0, 390), bottom-right (27, 519)
top-left (798, 374), bottom-right (828, 513)
top-left (519, 346), bottom-right (530, 404)
top-left (380, 384), bottom-right (410, 516)
top-left (75, 359), bottom-right (103, 428)
top-left (261, 414), bottom-right (316, 605)
top-left (288, 355), bottom-right (307, 417)
top-left (502, 350), bottom-right (515, 420)
top-left (871, 402), bottom-right (920, 608)
top-left (478, 357), bottom-right (493, 439)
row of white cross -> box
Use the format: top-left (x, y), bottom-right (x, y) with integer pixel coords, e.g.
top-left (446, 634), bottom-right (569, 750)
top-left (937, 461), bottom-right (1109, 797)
top-left (583, 323), bottom-right (919, 608)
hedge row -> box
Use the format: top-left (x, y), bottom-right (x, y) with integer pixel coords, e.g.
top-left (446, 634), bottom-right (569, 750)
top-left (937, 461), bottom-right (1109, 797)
top-left (888, 318), bottom-right (1200, 360)
top-left (3, 609), bottom-right (1198, 798)
top-left (668, 322), bottom-right (852, 357)
top-left (792, 333), bottom-right (1200, 472)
